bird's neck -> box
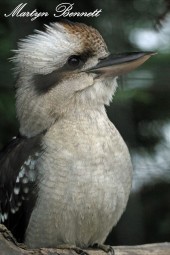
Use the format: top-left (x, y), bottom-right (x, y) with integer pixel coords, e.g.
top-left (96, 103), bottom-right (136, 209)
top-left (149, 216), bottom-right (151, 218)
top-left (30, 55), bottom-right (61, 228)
top-left (62, 104), bottom-right (108, 122)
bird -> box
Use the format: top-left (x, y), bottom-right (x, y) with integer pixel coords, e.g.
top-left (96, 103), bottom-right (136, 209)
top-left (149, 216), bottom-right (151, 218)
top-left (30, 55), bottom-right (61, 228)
top-left (0, 20), bottom-right (154, 250)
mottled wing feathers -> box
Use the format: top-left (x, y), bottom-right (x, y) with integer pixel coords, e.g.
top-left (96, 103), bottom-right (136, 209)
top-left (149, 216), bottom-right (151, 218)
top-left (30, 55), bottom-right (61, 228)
top-left (0, 134), bottom-right (42, 241)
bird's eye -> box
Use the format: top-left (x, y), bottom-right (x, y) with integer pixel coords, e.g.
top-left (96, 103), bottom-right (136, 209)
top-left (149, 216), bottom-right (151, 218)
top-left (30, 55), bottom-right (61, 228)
top-left (67, 55), bottom-right (81, 68)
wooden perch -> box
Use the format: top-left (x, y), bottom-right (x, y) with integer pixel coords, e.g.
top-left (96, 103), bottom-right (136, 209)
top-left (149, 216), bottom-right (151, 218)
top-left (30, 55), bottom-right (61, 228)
top-left (0, 224), bottom-right (170, 255)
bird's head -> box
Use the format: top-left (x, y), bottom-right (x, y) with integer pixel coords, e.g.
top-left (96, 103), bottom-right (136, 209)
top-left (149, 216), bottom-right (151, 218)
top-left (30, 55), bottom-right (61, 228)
top-left (13, 20), bottom-right (154, 137)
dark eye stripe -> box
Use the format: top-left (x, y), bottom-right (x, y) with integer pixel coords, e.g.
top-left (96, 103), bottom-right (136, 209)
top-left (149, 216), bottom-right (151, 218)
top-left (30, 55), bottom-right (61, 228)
top-left (32, 49), bottom-right (94, 94)
top-left (33, 70), bottom-right (62, 94)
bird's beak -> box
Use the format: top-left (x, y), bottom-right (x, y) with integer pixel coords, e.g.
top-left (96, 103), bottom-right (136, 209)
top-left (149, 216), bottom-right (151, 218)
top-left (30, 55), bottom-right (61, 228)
top-left (87, 52), bottom-right (156, 77)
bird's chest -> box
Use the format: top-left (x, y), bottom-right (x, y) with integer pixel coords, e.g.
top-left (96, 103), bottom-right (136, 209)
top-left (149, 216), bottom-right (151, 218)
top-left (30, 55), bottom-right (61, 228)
top-left (25, 117), bottom-right (132, 248)
top-left (38, 118), bottom-right (132, 212)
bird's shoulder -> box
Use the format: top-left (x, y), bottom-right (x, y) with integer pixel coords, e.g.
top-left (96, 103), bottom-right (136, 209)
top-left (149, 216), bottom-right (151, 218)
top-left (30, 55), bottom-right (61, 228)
top-left (0, 133), bottom-right (43, 241)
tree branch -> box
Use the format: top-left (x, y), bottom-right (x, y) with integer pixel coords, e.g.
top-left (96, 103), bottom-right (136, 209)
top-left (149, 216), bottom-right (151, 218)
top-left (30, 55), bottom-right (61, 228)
top-left (0, 224), bottom-right (170, 255)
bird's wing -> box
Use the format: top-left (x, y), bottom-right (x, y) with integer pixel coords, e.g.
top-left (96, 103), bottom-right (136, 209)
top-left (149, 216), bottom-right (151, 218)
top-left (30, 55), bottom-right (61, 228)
top-left (0, 134), bottom-right (43, 242)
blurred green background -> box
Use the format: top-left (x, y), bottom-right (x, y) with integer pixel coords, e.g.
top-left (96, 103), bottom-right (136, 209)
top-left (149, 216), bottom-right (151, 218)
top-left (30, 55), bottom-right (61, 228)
top-left (0, 0), bottom-right (170, 245)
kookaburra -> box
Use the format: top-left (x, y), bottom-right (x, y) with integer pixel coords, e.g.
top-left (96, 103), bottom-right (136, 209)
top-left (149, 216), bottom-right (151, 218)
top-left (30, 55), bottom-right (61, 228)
top-left (0, 20), bottom-right (154, 249)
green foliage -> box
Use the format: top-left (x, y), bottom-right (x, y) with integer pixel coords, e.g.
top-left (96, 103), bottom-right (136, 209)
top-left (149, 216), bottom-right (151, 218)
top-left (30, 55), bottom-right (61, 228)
top-left (0, 89), bottom-right (18, 148)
